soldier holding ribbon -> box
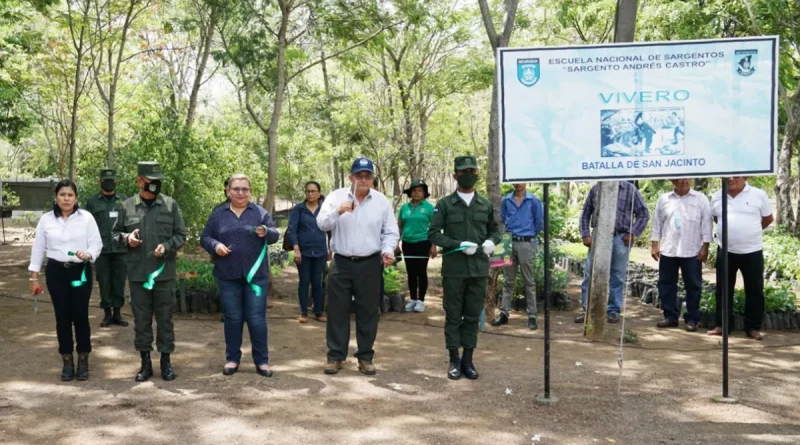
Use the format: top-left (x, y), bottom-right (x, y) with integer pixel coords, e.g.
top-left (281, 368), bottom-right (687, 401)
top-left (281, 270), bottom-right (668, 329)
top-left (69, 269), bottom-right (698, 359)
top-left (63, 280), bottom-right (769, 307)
top-left (113, 161), bottom-right (186, 382)
top-left (200, 173), bottom-right (279, 377)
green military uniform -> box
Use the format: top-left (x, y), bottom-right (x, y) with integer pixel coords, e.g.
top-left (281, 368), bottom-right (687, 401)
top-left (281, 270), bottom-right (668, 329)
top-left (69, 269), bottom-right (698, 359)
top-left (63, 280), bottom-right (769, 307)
top-left (84, 169), bottom-right (128, 313)
top-left (428, 156), bottom-right (501, 353)
top-left (112, 162), bottom-right (186, 355)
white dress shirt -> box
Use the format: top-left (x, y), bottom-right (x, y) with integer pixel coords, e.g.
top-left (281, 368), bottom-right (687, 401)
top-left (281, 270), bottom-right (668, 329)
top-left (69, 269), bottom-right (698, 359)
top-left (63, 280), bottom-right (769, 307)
top-left (650, 189), bottom-right (712, 258)
top-left (317, 187), bottom-right (400, 257)
top-left (28, 209), bottom-right (103, 273)
top-left (711, 184), bottom-right (772, 254)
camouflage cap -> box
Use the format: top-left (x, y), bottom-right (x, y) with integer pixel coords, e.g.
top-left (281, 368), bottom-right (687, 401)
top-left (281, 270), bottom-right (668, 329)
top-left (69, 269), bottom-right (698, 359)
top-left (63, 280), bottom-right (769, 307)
top-left (137, 161), bottom-right (165, 180)
top-left (454, 155), bottom-right (478, 171)
top-left (100, 169), bottom-right (116, 180)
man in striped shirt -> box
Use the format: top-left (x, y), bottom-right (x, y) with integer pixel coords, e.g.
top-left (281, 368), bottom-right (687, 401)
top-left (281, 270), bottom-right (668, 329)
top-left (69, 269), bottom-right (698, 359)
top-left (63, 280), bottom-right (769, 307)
top-left (650, 179), bottom-right (712, 332)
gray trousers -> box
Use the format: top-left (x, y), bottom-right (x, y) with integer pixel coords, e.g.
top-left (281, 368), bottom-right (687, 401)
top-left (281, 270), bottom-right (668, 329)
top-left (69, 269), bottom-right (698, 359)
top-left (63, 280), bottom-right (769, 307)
top-left (500, 240), bottom-right (537, 317)
top-left (326, 254), bottom-right (382, 362)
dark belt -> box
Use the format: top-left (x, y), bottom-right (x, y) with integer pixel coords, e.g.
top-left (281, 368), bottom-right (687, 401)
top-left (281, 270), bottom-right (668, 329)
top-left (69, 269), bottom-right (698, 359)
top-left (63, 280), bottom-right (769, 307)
top-left (335, 252), bottom-right (379, 262)
top-left (511, 236), bottom-right (533, 242)
top-left (48, 259), bottom-right (82, 269)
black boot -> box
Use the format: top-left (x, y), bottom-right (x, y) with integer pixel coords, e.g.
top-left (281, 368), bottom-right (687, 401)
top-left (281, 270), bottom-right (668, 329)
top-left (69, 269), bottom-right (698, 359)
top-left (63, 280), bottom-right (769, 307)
top-left (461, 348), bottom-right (479, 380)
top-left (100, 308), bottom-right (113, 327)
top-left (61, 354), bottom-right (75, 381)
top-left (160, 353), bottom-right (176, 381)
top-left (111, 307), bottom-right (128, 327)
top-left (76, 352), bottom-right (89, 381)
top-left (135, 351), bottom-right (153, 382)
top-left (447, 349), bottom-right (462, 380)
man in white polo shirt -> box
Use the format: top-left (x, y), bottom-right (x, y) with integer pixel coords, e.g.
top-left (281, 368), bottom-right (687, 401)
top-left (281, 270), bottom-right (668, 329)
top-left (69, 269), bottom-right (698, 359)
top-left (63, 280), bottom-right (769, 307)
top-left (707, 177), bottom-right (773, 340)
top-left (651, 178), bottom-right (712, 332)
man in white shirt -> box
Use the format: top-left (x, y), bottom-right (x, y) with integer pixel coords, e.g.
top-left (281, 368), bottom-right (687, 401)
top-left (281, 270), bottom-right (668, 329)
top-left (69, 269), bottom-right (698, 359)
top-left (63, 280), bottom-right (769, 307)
top-left (317, 157), bottom-right (399, 375)
top-left (707, 177), bottom-right (773, 340)
top-left (650, 179), bottom-right (712, 332)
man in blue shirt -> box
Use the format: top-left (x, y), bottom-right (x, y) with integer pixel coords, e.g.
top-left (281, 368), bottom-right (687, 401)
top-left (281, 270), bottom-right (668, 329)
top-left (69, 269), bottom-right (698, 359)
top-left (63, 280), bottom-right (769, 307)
top-left (492, 183), bottom-right (544, 330)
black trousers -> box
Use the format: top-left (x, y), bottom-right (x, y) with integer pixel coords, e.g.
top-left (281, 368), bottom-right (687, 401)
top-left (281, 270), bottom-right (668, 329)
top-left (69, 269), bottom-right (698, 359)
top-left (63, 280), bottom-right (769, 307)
top-left (45, 260), bottom-right (93, 354)
top-left (95, 252), bottom-right (127, 308)
top-left (715, 249), bottom-right (764, 331)
top-left (326, 254), bottom-right (381, 361)
top-left (402, 241), bottom-right (431, 301)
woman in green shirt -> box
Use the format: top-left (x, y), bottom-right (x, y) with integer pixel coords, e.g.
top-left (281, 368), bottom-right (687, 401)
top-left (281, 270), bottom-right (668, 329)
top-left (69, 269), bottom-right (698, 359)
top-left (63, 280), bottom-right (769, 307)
top-left (398, 179), bottom-right (437, 312)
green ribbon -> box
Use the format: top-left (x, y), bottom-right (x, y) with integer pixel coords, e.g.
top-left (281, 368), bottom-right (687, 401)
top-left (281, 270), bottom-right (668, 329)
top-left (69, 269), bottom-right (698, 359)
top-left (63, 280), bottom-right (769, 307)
top-left (143, 263), bottom-right (166, 290)
top-left (246, 241), bottom-right (268, 297)
top-left (67, 251), bottom-right (88, 288)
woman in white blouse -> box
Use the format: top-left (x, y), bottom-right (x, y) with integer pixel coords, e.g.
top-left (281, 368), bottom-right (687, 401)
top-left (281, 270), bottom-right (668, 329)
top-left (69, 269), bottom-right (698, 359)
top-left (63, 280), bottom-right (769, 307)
top-left (29, 179), bottom-right (102, 382)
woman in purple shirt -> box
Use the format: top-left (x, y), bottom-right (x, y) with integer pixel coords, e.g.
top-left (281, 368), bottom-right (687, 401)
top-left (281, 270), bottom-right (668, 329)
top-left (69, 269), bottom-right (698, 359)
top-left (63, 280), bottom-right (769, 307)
top-left (201, 174), bottom-right (279, 377)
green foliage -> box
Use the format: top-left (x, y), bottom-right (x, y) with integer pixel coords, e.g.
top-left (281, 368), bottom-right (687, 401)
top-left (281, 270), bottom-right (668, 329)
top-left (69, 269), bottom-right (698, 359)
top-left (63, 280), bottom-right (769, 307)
top-left (1, 183), bottom-right (20, 207)
top-left (384, 267), bottom-right (402, 295)
top-left (176, 257), bottom-right (218, 294)
top-left (762, 228), bottom-right (800, 281)
top-left (700, 283), bottom-right (797, 314)
top-left (556, 242), bottom-right (588, 261)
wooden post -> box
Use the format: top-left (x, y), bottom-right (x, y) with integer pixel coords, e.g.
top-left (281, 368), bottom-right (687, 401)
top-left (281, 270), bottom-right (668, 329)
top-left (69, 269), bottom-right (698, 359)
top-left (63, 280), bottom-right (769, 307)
top-left (584, 0), bottom-right (638, 340)
top-left (585, 182), bottom-right (618, 340)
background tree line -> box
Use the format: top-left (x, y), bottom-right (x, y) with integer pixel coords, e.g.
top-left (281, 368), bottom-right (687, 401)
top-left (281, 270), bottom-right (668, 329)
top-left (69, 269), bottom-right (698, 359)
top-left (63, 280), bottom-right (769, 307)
top-left (0, 0), bottom-right (798, 234)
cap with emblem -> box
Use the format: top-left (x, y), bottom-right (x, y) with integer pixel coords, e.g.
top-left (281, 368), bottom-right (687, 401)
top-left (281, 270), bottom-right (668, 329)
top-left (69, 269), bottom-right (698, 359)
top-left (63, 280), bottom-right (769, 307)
top-left (100, 169), bottom-right (116, 180)
top-left (350, 157), bottom-right (375, 174)
top-left (454, 155), bottom-right (478, 171)
top-left (137, 161), bottom-right (165, 180)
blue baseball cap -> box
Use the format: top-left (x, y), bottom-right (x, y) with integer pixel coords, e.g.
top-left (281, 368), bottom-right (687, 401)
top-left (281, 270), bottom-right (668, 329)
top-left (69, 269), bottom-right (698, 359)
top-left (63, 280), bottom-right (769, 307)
top-left (350, 157), bottom-right (375, 174)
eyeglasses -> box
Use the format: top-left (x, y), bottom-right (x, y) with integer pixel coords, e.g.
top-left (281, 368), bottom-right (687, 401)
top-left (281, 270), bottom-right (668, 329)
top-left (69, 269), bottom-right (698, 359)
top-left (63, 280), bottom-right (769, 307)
top-left (305, 189), bottom-right (319, 194)
top-left (230, 187), bottom-right (251, 194)
top-left (354, 174), bottom-right (373, 181)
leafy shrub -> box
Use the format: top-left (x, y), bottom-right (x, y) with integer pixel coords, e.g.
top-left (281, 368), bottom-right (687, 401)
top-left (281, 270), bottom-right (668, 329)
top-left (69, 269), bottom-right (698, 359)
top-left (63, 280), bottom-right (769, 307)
top-left (762, 228), bottom-right (800, 281)
top-left (176, 257), bottom-right (218, 294)
top-left (384, 267), bottom-right (402, 294)
top-left (700, 283), bottom-right (797, 314)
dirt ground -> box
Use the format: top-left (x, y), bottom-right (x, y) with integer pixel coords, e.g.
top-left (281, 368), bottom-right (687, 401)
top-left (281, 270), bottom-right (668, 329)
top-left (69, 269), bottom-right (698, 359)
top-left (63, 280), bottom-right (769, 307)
top-left (1, 235), bottom-right (799, 445)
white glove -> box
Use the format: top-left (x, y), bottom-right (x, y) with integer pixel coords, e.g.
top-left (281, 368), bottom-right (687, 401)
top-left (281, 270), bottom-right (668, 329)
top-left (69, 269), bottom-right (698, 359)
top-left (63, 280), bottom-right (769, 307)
top-left (460, 241), bottom-right (478, 256)
top-left (482, 240), bottom-right (495, 256)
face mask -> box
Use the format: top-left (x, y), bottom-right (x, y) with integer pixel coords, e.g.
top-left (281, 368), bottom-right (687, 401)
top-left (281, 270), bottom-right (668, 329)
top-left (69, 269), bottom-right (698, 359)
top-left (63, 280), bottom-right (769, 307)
top-left (145, 180), bottom-right (162, 195)
top-left (456, 173), bottom-right (478, 189)
top-left (101, 180), bottom-right (116, 192)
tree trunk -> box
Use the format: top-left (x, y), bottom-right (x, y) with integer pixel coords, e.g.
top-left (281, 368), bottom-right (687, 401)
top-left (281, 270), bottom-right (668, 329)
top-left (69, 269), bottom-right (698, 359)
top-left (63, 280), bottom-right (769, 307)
top-left (185, 6), bottom-right (218, 130)
top-left (68, 21), bottom-right (87, 180)
top-left (321, 52), bottom-right (341, 191)
top-left (776, 91), bottom-right (800, 228)
top-left (263, 12), bottom-right (290, 213)
top-left (585, 0), bottom-right (638, 340)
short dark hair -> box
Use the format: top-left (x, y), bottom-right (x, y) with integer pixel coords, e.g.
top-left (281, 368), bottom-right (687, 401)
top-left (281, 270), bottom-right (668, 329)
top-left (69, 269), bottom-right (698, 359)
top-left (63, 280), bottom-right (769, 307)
top-left (54, 179), bottom-right (78, 196)
top-left (304, 181), bottom-right (321, 192)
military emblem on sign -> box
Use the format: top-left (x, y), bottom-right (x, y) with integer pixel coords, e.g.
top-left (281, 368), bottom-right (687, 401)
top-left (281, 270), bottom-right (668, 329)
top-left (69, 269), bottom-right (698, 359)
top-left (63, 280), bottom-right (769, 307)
top-left (517, 58), bottom-right (540, 87)
top-left (734, 49), bottom-right (757, 77)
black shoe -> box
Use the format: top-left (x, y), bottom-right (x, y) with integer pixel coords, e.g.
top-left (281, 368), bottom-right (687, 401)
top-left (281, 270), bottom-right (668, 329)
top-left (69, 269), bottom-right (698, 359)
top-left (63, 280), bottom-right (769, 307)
top-left (112, 308), bottom-right (128, 327)
top-left (528, 317), bottom-right (538, 330)
top-left (222, 365), bottom-right (239, 376)
top-left (256, 366), bottom-right (273, 378)
top-left (135, 352), bottom-right (153, 382)
top-left (491, 313), bottom-right (509, 327)
top-left (656, 319), bottom-right (679, 328)
top-left (76, 353), bottom-right (89, 381)
top-left (100, 308), bottom-right (112, 327)
top-left (574, 313), bottom-right (585, 323)
top-left (607, 313), bottom-right (620, 324)
top-left (160, 354), bottom-right (176, 381)
top-left (461, 348), bottom-right (479, 380)
top-left (61, 354), bottom-right (75, 381)
top-left (447, 349), bottom-right (462, 380)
